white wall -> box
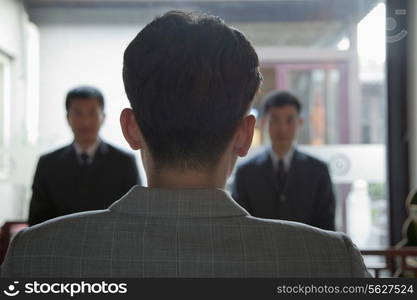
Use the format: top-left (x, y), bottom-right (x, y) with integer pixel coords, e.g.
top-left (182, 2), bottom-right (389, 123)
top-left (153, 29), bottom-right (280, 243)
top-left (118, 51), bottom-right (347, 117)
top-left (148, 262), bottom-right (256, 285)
top-left (28, 6), bottom-right (172, 152)
top-left (36, 24), bottom-right (141, 151)
top-left (0, 0), bottom-right (35, 223)
top-left (29, 7), bottom-right (157, 184)
top-left (0, 0), bottom-right (28, 145)
top-left (0, 0), bottom-right (24, 56)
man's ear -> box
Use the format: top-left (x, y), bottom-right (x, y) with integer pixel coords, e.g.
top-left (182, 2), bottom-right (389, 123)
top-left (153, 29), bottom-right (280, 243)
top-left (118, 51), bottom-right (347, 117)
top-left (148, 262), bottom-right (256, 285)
top-left (120, 108), bottom-right (142, 150)
top-left (234, 114), bottom-right (256, 157)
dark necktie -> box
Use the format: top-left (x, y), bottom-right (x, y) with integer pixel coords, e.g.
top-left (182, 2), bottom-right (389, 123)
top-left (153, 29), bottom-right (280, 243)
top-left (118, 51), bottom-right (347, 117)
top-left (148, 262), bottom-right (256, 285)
top-left (79, 153), bottom-right (90, 195)
top-left (276, 159), bottom-right (291, 220)
top-left (80, 153), bottom-right (90, 167)
top-left (277, 159), bottom-right (287, 196)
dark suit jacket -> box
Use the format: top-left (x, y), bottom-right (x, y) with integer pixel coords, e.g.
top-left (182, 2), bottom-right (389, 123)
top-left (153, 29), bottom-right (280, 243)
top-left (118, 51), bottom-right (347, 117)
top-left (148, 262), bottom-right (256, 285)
top-left (232, 149), bottom-right (335, 230)
top-left (28, 141), bottom-right (141, 226)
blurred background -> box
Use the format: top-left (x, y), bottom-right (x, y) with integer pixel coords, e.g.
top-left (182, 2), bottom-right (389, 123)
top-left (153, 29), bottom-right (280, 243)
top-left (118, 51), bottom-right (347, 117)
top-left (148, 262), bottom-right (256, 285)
top-left (1, 0), bottom-right (415, 262)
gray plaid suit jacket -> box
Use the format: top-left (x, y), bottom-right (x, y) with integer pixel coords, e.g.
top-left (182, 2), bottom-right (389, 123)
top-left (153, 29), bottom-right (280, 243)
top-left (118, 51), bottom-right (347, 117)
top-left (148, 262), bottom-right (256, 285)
top-left (1, 186), bottom-right (370, 277)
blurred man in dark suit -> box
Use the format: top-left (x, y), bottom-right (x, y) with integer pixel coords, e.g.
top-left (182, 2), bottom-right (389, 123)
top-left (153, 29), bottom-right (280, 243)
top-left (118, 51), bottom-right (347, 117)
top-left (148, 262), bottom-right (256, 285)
top-left (28, 86), bottom-right (141, 225)
top-left (232, 91), bottom-right (335, 230)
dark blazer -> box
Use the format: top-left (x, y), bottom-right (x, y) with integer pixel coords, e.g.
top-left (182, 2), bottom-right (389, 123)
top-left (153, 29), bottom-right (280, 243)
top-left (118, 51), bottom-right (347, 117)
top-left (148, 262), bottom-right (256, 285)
top-left (28, 141), bottom-right (141, 226)
top-left (232, 149), bottom-right (335, 230)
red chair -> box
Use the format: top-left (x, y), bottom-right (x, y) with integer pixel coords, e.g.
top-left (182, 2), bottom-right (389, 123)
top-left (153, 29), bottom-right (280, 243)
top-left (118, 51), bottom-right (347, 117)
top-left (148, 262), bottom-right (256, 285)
top-left (0, 221), bottom-right (28, 264)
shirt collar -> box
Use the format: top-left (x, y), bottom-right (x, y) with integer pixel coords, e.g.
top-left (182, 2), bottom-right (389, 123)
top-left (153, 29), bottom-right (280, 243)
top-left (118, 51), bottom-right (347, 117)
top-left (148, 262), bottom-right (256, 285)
top-left (269, 145), bottom-right (295, 172)
top-left (73, 138), bottom-right (101, 158)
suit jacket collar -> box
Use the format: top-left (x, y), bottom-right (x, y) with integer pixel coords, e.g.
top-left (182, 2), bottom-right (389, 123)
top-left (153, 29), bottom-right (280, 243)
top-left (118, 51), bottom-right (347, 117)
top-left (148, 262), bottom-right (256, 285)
top-left (109, 186), bottom-right (249, 218)
top-left (60, 144), bottom-right (78, 165)
top-left (96, 141), bottom-right (109, 155)
top-left (92, 141), bottom-right (109, 161)
top-left (257, 149), bottom-right (279, 191)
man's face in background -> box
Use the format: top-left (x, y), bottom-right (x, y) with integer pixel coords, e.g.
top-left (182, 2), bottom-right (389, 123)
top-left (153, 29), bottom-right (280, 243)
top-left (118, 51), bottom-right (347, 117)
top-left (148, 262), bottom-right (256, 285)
top-left (265, 105), bottom-right (303, 155)
top-left (67, 98), bottom-right (104, 145)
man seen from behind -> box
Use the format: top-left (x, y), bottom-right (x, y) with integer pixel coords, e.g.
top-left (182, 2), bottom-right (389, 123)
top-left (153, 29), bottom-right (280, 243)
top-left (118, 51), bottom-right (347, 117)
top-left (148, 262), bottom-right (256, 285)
top-left (2, 11), bottom-right (369, 277)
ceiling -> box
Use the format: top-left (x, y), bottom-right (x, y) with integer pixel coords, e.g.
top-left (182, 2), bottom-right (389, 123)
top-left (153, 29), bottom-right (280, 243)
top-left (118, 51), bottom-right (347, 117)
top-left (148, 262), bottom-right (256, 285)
top-left (24, 0), bottom-right (381, 23)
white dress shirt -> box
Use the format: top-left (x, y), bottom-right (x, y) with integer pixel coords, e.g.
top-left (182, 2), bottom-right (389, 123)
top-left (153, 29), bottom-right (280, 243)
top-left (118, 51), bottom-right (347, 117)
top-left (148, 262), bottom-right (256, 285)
top-left (73, 138), bottom-right (101, 165)
top-left (269, 145), bottom-right (295, 172)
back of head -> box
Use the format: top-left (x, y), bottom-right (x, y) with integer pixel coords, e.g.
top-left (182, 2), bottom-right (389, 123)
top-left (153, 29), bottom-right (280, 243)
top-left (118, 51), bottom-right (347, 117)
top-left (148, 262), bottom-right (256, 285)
top-left (262, 91), bottom-right (301, 117)
top-left (123, 11), bottom-right (262, 170)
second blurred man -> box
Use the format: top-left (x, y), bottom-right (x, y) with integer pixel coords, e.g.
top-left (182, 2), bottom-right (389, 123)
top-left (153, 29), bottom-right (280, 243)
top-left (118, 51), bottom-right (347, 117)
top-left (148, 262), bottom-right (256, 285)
top-left (232, 91), bottom-right (335, 230)
top-left (28, 86), bottom-right (141, 225)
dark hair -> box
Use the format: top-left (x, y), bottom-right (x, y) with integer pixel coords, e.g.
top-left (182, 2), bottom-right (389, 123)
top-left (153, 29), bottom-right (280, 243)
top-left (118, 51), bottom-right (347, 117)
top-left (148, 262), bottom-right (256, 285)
top-left (262, 91), bottom-right (301, 117)
top-left (123, 11), bottom-right (262, 170)
top-left (65, 86), bottom-right (105, 112)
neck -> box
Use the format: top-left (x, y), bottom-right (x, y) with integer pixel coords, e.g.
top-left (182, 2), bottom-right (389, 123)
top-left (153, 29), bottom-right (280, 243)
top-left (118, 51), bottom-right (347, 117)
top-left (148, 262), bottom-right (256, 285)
top-left (144, 152), bottom-right (234, 190)
top-left (147, 168), bottom-right (226, 189)
top-left (75, 138), bottom-right (98, 152)
top-left (273, 145), bottom-right (291, 158)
